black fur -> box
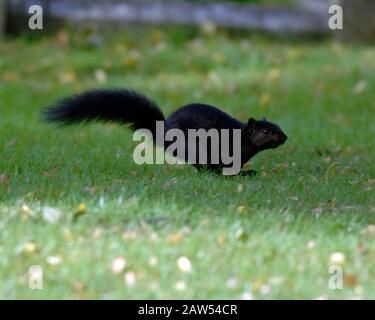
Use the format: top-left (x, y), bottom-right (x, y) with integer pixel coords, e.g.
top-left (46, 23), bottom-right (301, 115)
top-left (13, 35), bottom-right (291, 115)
top-left (42, 89), bottom-right (165, 136)
top-left (42, 88), bottom-right (287, 175)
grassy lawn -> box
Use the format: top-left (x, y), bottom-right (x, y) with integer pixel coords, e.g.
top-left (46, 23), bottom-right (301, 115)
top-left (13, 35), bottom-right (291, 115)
top-left (0, 27), bottom-right (374, 299)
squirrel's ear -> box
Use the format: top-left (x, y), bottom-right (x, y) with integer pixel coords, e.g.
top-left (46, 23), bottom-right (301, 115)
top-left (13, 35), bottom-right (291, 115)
top-left (248, 117), bottom-right (256, 130)
top-left (262, 117), bottom-right (267, 121)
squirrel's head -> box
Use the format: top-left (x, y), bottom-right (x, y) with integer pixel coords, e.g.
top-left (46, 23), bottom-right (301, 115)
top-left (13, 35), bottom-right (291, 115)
top-left (247, 117), bottom-right (287, 150)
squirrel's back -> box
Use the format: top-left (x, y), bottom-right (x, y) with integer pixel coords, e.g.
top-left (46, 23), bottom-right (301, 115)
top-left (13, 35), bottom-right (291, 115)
top-left (165, 103), bottom-right (244, 132)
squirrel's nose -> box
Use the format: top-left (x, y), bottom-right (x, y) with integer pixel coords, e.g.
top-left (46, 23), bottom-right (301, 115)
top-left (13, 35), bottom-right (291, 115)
top-left (281, 134), bottom-right (288, 144)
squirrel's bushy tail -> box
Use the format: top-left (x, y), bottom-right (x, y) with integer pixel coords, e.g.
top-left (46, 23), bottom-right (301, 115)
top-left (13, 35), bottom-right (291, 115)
top-left (42, 89), bottom-right (165, 136)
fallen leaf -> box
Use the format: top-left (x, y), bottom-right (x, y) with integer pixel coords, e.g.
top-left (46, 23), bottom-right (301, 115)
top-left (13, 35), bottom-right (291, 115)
top-left (344, 274), bottom-right (357, 286)
top-left (148, 256), bottom-right (158, 267)
top-left (175, 280), bottom-right (187, 291)
top-left (124, 271), bottom-right (136, 287)
top-left (177, 256), bottom-right (192, 273)
top-left (306, 240), bottom-right (316, 250)
top-left (92, 228), bottom-right (102, 239)
top-left (124, 50), bottom-right (140, 66)
top-left (167, 233), bottom-right (182, 244)
top-left (23, 242), bottom-right (36, 253)
top-left (361, 225), bottom-right (375, 237)
top-left (43, 207), bottom-right (62, 224)
top-left (237, 206), bottom-right (245, 214)
top-left (94, 69), bottom-right (107, 83)
top-left (235, 227), bottom-right (249, 242)
top-left (73, 203), bottom-right (86, 221)
top-left (329, 252), bottom-right (345, 265)
top-left (353, 80), bottom-right (367, 94)
top-left (267, 68), bottom-right (281, 83)
top-left (46, 255), bottom-right (63, 266)
top-left (226, 277), bottom-right (238, 289)
top-left (259, 284), bottom-right (271, 295)
top-left (55, 30), bottom-right (70, 46)
top-left (21, 204), bottom-right (34, 216)
top-left (260, 92), bottom-right (271, 108)
top-left (111, 256), bottom-right (127, 274)
top-left (59, 70), bottom-right (76, 84)
top-left (217, 234), bottom-right (226, 245)
top-left (240, 292), bottom-right (254, 300)
top-left (200, 20), bottom-right (217, 34)
top-left (123, 230), bottom-right (138, 241)
top-left (0, 175), bottom-right (9, 184)
top-left (3, 72), bottom-right (19, 82)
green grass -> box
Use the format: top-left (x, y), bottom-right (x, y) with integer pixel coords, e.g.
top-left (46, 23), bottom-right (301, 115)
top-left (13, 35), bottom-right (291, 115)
top-left (0, 27), bottom-right (375, 299)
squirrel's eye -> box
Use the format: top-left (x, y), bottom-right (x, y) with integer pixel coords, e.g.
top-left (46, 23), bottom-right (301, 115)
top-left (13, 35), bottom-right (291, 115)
top-left (262, 129), bottom-right (270, 134)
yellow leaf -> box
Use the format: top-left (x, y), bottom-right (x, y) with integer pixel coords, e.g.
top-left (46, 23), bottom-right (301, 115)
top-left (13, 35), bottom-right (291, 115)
top-left (260, 93), bottom-right (271, 108)
top-left (267, 68), bottom-right (281, 83)
top-left (237, 206), bottom-right (245, 214)
top-left (217, 234), bottom-right (226, 245)
top-left (73, 203), bottom-right (87, 221)
top-left (124, 51), bottom-right (140, 66)
top-left (167, 233), bottom-right (182, 244)
top-left (24, 242), bottom-right (36, 253)
top-left (59, 70), bottom-right (76, 84)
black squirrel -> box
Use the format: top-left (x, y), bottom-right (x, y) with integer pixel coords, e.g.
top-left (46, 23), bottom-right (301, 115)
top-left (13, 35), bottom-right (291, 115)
top-left (42, 88), bottom-right (287, 175)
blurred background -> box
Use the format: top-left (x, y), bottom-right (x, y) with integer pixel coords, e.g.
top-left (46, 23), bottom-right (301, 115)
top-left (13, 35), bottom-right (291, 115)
top-left (0, 0), bottom-right (374, 42)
